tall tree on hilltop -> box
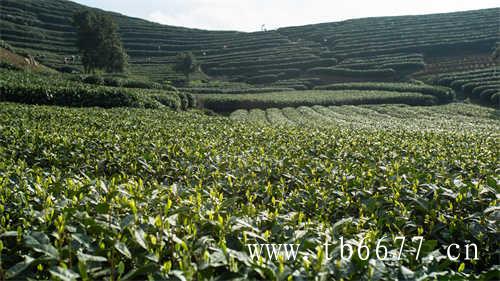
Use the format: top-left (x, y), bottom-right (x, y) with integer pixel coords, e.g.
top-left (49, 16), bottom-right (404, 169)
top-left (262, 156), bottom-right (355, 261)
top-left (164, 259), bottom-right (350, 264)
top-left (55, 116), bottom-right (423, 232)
top-left (73, 10), bottom-right (128, 73)
top-left (174, 52), bottom-right (197, 83)
top-left (73, 11), bottom-right (98, 73)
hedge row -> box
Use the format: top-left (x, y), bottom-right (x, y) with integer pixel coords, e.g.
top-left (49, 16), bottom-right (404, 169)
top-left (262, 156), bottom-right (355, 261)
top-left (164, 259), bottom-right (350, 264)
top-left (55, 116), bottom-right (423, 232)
top-left (77, 75), bottom-right (172, 90)
top-left (337, 53), bottom-right (425, 75)
top-left (0, 70), bottom-right (194, 110)
top-left (435, 67), bottom-right (499, 106)
top-left (206, 58), bottom-right (337, 76)
top-left (268, 79), bottom-right (312, 90)
top-left (462, 81), bottom-right (499, 105)
top-left (306, 67), bottom-right (396, 78)
top-left (315, 82), bottom-right (455, 102)
top-left (182, 87), bottom-right (294, 94)
top-left (256, 68), bottom-right (301, 76)
top-left (266, 78), bottom-right (322, 89)
top-left (202, 47), bottom-right (318, 66)
top-left (198, 90), bottom-right (438, 112)
top-left (246, 74), bottom-right (281, 84)
top-left (246, 69), bottom-right (303, 84)
top-left (0, 80), bottom-right (163, 108)
top-left (212, 54), bottom-right (320, 69)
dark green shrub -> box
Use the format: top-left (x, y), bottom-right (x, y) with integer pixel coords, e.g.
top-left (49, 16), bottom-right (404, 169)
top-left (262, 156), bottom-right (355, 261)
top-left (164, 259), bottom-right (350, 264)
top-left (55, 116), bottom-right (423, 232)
top-left (149, 93), bottom-right (180, 109)
top-left (186, 92), bottom-right (197, 108)
top-left (103, 77), bottom-right (123, 87)
top-left (57, 66), bottom-right (81, 74)
top-left (176, 92), bottom-right (189, 110)
top-left (121, 79), bottom-right (152, 89)
top-left (0, 61), bottom-right (21, 71)
top-left (83, 75), bottom-right (105, 85)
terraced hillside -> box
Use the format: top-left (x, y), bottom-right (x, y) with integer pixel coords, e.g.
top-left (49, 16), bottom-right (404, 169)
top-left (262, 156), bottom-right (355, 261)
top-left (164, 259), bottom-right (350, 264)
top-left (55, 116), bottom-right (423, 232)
top-left (0, 0), bottom-right (498, 87)
top-left (279, 9), bottom-right (499, 74)
top-left (0, 0), bottom-right (325, 84)
top-left (435, 67), bottom-right (499, 105)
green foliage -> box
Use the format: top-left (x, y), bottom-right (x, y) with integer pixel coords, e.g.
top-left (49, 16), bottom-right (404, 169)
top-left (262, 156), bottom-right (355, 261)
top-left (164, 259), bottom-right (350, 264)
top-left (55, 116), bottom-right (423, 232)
top-left (82, 75), bottom-right (105, 85)
top-left (337, 53), bottom-right (426, 76)
top-left (245, 69), bottom-right (304, 85)
top-left (268, 78), bottom-right (322, 90)
top-left (57, 66), bottom-right (81, 74)
top-left (315, 82), bottom-right (455, 103)
top-left (279, 8), bottom-right (498, 58)
top-left (0, 61), bottom-right (21, 71)
top-left (173, 52), bottom-right (197, 82)
top-left (0, 69), bottom-right (192, 110)
top-left (0, 0), bottom-right (497, 84)
top-left (199, 90), bottom-right (437, 112)
top-left (0, 102), bottom-right (498, 280)
top-left (207, 58), bottom-right (337, 78)
top-left (435, 67), bottom-right (499, 106)
top-left (0, 40), bottom-right (14, 52)
top-left (246, 74), bottom-right (280, 84)
top-left (73, 10), bottom-right (128, 73)
top-left (231, 103), bottom-right (498, 130)
top-left (181, 87), bottom-right (294, 94)
top-left (307, 67), bottom-right (396, 79)
top-left (78, 75), bottom-right (166, 90)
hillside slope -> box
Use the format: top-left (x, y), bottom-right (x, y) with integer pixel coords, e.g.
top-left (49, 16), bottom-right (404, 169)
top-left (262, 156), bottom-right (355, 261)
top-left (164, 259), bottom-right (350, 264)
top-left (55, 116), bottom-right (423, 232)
top-left (0, 0), bottom-right (498, 86)
top-left (0, 38), bottom-right (57, 72)
top-left (0, 0), bottom-right (325, 84)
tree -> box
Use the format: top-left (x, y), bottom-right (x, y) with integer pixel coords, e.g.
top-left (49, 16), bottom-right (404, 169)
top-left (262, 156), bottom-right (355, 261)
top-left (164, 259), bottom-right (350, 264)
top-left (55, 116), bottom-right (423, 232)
top-left (73, 10), bottom-right (128, 73)
top-left (174, 52), bottom-right (197, 82)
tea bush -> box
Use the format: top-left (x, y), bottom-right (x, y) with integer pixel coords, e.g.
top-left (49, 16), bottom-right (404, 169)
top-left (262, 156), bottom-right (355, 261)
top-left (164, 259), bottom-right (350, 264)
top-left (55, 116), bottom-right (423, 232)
top-left (0, 102), bottom-right (498, 280)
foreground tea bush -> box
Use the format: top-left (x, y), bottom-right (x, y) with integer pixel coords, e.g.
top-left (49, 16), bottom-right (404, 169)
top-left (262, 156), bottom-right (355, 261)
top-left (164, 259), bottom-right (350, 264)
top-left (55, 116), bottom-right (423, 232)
top-left (0, 103), bottom-right (498, 280)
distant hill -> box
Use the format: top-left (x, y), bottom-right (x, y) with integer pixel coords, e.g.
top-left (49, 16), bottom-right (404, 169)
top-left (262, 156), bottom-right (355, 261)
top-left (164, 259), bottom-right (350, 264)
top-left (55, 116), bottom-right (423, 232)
top-left (0, 0), bottom-right (497, 86)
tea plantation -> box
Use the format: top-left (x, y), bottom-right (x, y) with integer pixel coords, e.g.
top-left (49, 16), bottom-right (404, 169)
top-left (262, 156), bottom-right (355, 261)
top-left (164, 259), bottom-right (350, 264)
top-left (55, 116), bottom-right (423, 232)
top-left (0, 102), bottom-right (499, 280)
top-left (0, 69), bottom-right (195, 110)
top-left (435, 67), bottom-right (499, 105)
top-left (0, 0), bottom-right (499, 280)
top-left (199, 90), bottom-right (439, 112)
top-left (0, 0), bottom-right (498, 100)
